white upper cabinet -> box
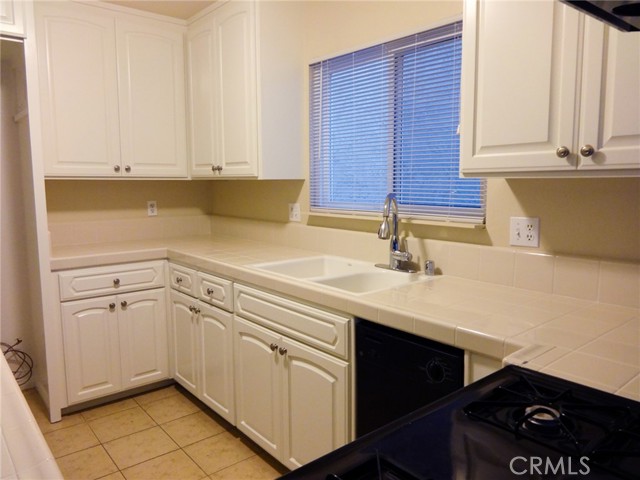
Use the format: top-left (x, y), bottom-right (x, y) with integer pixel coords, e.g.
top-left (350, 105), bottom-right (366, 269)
top-left (187, 1), bottom-right (304, 179)
top-left (1, 0), bottom-right (25, 37)
top-left (34, 1), bottom-right (188, 178)
top-left (460, 0), bottom-right (640, 177)
top-left (116, 18), bottom-right (187, 177)
top-left (35, 2), bottom-right (121, 177)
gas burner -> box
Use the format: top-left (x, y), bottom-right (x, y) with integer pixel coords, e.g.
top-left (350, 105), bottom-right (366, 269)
top-left (523, 405), bottom-right (561, 430)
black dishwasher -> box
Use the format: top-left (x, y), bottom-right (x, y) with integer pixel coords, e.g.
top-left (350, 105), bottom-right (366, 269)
top-left (356, 318), bottom-right (464, 437)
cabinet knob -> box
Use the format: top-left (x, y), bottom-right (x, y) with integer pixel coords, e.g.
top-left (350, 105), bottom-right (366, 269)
top-left (189, 305), bottom-right (195, 312)
top-left (176, 276), bottom-right (183, 284)
top-left (124, 165), bottom-right (131, 173)
top-left (580, 144), bottom-right (595, 157)
top-left (113, 165), bottom-right (121, 173)
top-left (109, 303), bottom-right (116, 311)
top-left (555, 146), bottom-right (570, 158)
top-left (113, 278), bottom-right (120, 287)
top-left (269, 343), bottom-right (278, 352)
top-left (121, 300), bottom-right (128, 308)
top-left (206, 287), bottom-right (214, 295)
top-left (278, 347), bottom-right (287, 356)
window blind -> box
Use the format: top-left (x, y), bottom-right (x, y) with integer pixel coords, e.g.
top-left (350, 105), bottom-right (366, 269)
top-left (309, 21), bottom-right (486, 224)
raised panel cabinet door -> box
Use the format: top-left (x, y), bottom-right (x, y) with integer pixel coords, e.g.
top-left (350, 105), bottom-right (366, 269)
top-left (281, 337), bottom-right (349, 470)
top-left (116, 17), bottom-right (187, 177)
top-left (199, 303), bottom-right (234, 424)
top-left (212, 1), bottom-right (259, 177)
top-left (187, 14), bottom-right (217, 177)
top-left (35, 2), bottom-right (121, 177)
top-left (118, 289), bottom-right (168, 389)
top-left (170, 290), bottom-right (198, 396)
top-left (460, 0), bottom-right (580, 175)
top-left (61, 296), bottom-right (122, 403)
top-left (1, 0), bottom-right (25, 37)
top-left (578, 18), bottom-right (640, 172)
top-left (233, 317), bottom-right (282, 459)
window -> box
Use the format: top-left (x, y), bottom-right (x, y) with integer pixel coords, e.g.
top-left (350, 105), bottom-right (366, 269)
top-left (309, 21), bottom-right (486, 224)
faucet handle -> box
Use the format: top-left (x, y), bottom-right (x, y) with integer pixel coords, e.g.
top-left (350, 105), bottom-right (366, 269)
top-left (391, 250), bottom-right (412, 262)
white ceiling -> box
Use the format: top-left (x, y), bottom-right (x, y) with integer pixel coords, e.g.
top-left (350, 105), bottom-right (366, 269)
top-left (101, 0), bottom-right (216, 20)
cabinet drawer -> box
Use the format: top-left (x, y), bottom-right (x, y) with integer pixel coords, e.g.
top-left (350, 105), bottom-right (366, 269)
top-left (197, 272), bottom-right (233, 312)
top-left (59, 261), bottom-right (164, 301)
top-left (234, 284), bottom-right (351, 359)
top-left (168, 264), bottom-right (197, 296)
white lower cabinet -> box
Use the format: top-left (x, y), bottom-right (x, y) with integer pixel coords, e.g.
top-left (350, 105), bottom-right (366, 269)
top-left (61, 288), bottom-right (168, 404)
top-left (169, 265), bottom-right (235, 424)
top-left (233, 284), bottom-right (351, 470)
top-left (234, 317), bottom-right (349, 469)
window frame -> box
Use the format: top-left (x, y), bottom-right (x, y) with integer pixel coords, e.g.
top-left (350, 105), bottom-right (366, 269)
top-left (309, 19), bottom-right (486, 225)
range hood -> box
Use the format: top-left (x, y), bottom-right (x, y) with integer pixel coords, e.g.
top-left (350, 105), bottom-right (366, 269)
top-left (562, 1), bottom-right (640, 31)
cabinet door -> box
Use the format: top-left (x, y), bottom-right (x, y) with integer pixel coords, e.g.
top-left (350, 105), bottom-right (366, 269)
top-left (212, 1), bottom-right (258, 177)
top-left (578, 18), bottom-right (640, 172)
top-left (170, 290), bottom-right (198, 396)
top-left (281, 337), bottom-right (349, 469)
top-left (234, 317), bottom-right (282, 459)
top-left (187, 14), bottom-right (217, 177)
top-left (116, 18), bottom-right (187, 177)
top-left (35, 2), bottom-right (121, 177)
top-left (460, 0), bottom-right (580, 175)
top-left (199, 303), bottom-right (234, 423)
top-left (1, 0), bottom-right (25, 37)
top-left (119, 289), bottom-right (168, 389)
top-left (61, 297), bottom-right (121, 403)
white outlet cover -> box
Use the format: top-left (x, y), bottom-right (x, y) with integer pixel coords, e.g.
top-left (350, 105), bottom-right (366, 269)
top-left (288, 203), bottom-right (301, 222)
top-left (509, 216), bottom-right (540, 247)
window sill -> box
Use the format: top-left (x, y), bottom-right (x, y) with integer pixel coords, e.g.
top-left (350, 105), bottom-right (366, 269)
top-left (308, 211), bottom-right (486, 230)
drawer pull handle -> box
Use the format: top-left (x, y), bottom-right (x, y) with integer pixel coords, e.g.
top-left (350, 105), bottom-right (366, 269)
top-left (206, 287), bottom-right (214, 295)
top-left (269, 343), bottom-right (278, 352)
top-left (176, 276), bottom-right (183, 284)
top-left (109, 303), bottom-right (116, 311)
top-left (121, 301), bottom-right (127, 308)
top-left (278, 347), bottom-right (287, 356)
top-left (113, 278), bottom-right (120, 287)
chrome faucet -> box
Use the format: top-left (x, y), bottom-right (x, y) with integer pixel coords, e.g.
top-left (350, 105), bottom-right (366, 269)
top-left (375, 193), bottom-right (415, 272)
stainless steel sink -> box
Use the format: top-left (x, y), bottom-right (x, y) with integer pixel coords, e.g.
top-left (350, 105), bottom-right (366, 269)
top-left (251, 255), bottom-right (428, 294)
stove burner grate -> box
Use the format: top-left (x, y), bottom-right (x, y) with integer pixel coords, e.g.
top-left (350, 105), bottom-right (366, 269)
top-left (463, 375), bottom-right (640, 478)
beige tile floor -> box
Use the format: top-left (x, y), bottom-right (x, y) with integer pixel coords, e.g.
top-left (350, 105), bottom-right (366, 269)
top-left (25, 385), bottom-right (290, 480)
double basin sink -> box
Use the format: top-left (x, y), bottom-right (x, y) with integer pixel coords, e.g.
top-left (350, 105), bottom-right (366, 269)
top-left (251, 255), bottom-right (431, 295)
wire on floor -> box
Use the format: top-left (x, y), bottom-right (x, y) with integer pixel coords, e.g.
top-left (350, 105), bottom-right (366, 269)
top-left (2, 338), bottom-right (34, 386)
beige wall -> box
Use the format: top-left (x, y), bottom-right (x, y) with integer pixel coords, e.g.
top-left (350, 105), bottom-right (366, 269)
top-left (45, 1), bottom-right (640, 262)
top-left (46, 180), bottom-right (212, 222)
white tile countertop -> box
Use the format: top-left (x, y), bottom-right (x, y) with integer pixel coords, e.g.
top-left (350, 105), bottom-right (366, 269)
top-left (50, 234), bottom-right (640, 401)
top-left (1, 356), bottom-right (62, 480)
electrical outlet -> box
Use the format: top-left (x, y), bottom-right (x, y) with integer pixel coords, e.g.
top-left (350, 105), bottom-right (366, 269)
top-left (147, 200), bottom-right (157, 217)
top-left (288, 203), bottom-right (301, 222)
top-left (509, 217), bottom-right (540, 247)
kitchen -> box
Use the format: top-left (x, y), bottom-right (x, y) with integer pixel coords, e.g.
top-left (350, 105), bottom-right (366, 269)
top-left (1, 0), bottom-right (639, 479)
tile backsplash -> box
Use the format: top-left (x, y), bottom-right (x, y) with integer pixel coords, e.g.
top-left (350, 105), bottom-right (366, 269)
top-left (48, 214), bottom-right (640, 309)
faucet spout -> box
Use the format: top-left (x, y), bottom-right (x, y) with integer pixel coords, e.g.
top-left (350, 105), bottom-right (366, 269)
top-left (376, 193), bottom-right (415, 273)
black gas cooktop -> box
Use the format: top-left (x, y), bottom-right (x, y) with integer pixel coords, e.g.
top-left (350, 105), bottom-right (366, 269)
top-left (280, 365), bottom-right (640, 480)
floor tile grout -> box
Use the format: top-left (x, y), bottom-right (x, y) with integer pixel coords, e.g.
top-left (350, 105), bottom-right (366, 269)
top-left (26, 384), bottom-right (288, 480)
